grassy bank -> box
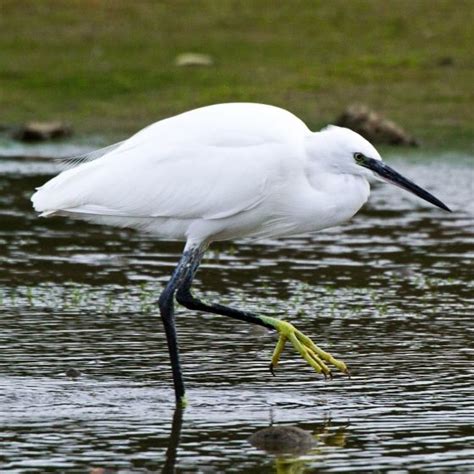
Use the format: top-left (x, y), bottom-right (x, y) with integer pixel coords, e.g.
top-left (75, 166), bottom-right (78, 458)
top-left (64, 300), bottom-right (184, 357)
top-left (1, 0), bottom-right (473, 147)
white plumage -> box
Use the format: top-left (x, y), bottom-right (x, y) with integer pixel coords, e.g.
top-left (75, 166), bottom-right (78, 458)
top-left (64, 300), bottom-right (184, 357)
top-left (32, 103), bottom-right (380, 244)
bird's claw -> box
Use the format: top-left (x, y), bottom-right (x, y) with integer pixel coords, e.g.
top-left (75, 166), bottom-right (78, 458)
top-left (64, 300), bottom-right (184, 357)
top-left (269, 363), bottom-right (276, 377)
top-left (261, 317), bottom-right (348, 378)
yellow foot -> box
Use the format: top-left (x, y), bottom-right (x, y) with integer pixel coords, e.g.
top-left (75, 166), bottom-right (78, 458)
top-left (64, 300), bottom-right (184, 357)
top-left (259, 316), bottom-right (349, 378)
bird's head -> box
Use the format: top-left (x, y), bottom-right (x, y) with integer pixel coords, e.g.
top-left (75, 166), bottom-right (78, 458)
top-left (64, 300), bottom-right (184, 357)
top-left (309, 125), bottom-right (450, 212)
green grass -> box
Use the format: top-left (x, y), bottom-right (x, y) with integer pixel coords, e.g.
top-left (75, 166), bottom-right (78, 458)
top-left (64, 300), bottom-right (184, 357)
top-left (1, 0), bottom-right (473, 147)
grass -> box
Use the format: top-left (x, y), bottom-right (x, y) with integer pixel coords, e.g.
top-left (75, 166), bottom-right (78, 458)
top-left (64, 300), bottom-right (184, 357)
top-left (1, 0), bottom-right (473, 147)
top-left (3, 269), bottom-right (460, 318)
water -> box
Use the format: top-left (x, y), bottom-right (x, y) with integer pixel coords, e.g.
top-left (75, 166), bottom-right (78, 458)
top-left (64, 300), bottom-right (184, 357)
top-left (1, 149), bottom-right (473, 472)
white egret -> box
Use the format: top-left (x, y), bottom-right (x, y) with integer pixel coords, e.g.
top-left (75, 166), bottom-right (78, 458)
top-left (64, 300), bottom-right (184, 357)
top-left (31, 103), bottom-right (450, 406)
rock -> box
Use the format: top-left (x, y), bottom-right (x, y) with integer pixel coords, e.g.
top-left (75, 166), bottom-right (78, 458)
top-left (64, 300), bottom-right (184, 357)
top-left (335, 105), bottom-right (419, 146)
top-left (249, 425), bottom-right (315, 455)
top-left (436, 56), bottom-right (454, 67)
top-left (13, 121), bottom-right (73, 142)
top-left (175, 53), bottom-right (214, 67)
top-left (65, 368), bottom-right (81, 378)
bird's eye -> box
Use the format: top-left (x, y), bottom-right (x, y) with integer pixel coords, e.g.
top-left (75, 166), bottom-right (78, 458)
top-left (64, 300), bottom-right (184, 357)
top-left (353, 152), bottom-right (364, 163)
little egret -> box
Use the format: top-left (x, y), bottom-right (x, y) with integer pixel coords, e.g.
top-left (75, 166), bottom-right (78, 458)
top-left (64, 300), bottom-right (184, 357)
top-left (31, 103), bottom-right (450, 406)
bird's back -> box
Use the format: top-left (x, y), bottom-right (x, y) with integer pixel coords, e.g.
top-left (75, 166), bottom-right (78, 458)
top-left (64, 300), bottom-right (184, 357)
top-left (117, 102), bottom-right (309, 150)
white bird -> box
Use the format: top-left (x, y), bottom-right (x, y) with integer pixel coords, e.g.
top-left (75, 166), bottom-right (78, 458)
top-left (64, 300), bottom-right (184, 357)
top-left (31, 103), bottom-right (450, 406)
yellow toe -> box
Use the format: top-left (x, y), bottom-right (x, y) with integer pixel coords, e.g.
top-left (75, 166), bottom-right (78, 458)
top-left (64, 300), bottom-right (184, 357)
top-left (260, 315), bottom-right (347, 377)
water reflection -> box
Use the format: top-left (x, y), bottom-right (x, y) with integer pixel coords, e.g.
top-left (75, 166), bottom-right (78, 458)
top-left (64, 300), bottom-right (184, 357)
top-left (0, 153), bottom-right (473, 471)
top-left (160, 408), bottom-right (349, 474)
top-left (249, 417), bottom-right (348, 474)
top-left (162, 408), bottom-right (183, 474)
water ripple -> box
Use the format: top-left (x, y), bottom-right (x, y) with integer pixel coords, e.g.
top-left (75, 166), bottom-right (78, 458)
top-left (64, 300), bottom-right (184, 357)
top-left (0, 155), bottom-right (473, 472)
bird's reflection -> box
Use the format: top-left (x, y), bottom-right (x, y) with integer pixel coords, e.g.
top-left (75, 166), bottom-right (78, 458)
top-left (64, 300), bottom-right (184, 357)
top-left (162, 406), bottom-right (184, 474)
top-left (160, 407), bottom-right (347, 474)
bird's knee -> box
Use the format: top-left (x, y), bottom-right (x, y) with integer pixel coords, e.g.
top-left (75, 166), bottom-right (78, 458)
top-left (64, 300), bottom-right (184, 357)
top-left (175, 288), bottom-right (194, 308)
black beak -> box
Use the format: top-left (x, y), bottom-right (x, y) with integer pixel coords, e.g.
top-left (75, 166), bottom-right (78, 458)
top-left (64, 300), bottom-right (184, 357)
top-left (360, 157), bottom-right (451, 212)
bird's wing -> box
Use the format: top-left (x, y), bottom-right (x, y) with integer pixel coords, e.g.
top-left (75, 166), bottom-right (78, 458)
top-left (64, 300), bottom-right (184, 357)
top-left (32, 140), bottom-right (288, 220)
top-left (60, 141), bottom-right (125, 168)
top-left (32, 103), bottom-right (309, 220)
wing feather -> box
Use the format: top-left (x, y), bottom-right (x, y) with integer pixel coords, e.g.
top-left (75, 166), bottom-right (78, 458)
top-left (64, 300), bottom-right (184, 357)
top-left (32, 142), bottom-right (286, 220)
top-left (32, 103), bottom-right (308, 222)
top-left (60, 140), bottom-right (125, 168)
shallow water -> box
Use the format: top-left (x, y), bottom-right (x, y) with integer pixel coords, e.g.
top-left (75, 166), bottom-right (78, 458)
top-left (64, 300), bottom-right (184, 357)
top-left (0, 149), bottom-right (473, 472)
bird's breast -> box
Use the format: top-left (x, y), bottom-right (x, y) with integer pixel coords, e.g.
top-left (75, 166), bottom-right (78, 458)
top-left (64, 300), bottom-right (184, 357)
top-left (277, 173), bottom-right (370, 235)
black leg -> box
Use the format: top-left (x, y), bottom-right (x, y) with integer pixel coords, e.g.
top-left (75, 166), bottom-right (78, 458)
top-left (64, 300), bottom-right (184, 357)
top-left (159, 245), bottom-right (204, 405)
top-left (175, 252), bottom-right (274, 331)
top-left (170, 245), bottom-right (348, 389)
